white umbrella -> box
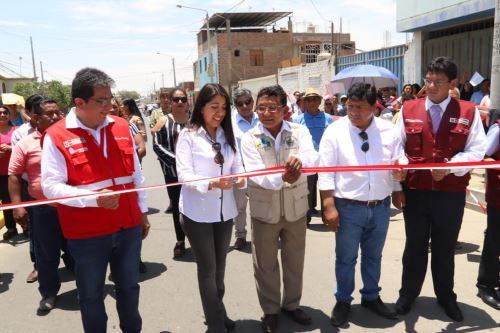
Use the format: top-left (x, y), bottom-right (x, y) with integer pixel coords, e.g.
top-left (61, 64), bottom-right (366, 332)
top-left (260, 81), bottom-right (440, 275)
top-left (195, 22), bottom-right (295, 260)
top-left (331, 64), bottom-right (399, 93)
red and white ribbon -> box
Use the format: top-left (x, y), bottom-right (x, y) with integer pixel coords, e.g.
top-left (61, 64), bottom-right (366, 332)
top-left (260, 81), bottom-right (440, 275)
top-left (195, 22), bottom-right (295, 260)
top-left (1, 160), bottom-right (498, 211)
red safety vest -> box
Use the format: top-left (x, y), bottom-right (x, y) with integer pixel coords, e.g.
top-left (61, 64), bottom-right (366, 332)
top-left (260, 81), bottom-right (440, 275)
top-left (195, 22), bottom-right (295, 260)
top-left (486, 120), bottom-right (500, 208)
top-left (402, 98), bottom-right (475, 192)
top-left (45, 116), bottom-right (142, 239)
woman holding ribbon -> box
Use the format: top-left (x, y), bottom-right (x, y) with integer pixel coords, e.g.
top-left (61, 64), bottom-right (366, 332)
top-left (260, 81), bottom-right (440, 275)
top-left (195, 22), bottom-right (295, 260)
top-left (176, 83), bottom-right (245, 333)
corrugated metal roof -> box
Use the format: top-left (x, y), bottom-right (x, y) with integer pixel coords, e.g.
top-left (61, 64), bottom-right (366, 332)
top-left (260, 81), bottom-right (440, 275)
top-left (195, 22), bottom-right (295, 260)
top-left (205, 12), bottom-right (291, 29)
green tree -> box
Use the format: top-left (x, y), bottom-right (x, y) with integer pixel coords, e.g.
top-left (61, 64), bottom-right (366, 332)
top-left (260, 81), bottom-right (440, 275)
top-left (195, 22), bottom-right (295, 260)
top-left (12, 80), bottom-right (72, 111)
top-left (117, 90), bottom-right (141, 101)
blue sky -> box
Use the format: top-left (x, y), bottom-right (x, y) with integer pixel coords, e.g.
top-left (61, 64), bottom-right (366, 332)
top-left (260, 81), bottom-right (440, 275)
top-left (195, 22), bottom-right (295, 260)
top-left (0, 0), bottom-right (406, 95)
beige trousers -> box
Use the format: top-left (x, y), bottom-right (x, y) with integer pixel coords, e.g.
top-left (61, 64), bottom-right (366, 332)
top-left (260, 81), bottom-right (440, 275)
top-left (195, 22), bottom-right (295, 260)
top-left (251, 215), bottom-right (307, 314)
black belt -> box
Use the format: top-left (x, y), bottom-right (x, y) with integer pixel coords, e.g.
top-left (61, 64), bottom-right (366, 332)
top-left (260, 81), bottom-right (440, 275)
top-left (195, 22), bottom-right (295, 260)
top-left (340, 196), bottom-right (389, 208)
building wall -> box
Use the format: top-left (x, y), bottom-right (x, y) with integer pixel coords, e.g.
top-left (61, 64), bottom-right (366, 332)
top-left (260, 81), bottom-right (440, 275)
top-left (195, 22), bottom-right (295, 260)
top-left (194, 47), bottom-right (219, 89)
top-left (0, 78), bottom-right (33, 93)
top-left (396, 0), bottom-right (494, 32)
top-left (278, 58), bottom-right (335, 95)
top-left (237, 74), bottom-right (278, 98)
top-left (216, 31), bottom-right (293, 92)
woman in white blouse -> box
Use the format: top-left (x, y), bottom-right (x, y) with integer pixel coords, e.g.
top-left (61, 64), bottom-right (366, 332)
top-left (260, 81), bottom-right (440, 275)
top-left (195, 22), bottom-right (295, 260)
top-left (176, 83), bottom-right (245, 333)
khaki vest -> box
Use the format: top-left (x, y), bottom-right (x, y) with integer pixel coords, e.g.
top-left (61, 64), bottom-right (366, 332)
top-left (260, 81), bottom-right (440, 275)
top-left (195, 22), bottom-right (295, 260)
top-left (247, 123), bottom-right (309, 224)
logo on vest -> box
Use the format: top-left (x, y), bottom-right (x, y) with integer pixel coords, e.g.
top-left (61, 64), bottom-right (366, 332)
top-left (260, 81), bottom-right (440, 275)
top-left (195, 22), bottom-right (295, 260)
top-left (114, 136), bottom-right (129, 141)
top-left (404, 119), bottom-right (424, 123)
top-left (458, 118), bottom-right (470, 126)
top-left (63, 138), bottom-right (86, 148)
top-left (449, 118), bottom-right (458, 124)
top-left (255, 137), bottom-right (272, 151)
top-left (284, 136), bottom-right (297, 150)
top-left (68, 146), bottom-right (88, 155)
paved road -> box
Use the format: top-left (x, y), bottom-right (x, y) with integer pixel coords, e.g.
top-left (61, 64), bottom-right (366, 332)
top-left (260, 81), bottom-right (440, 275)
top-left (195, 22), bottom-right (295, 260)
top-left (0, 140), bottom-right (499, 333)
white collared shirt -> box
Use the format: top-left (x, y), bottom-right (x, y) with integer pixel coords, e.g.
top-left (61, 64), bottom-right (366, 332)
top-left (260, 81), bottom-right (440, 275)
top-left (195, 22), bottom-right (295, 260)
top-left (318, 116), bottom-right (403, 200)
top-left (176, 126), bottom-right (245, 223)
top-left (11, 121), bottom-right (35, 146)
top-left (486, 123), bottom-right (499, 156)
top-left (395, 96), bottom-right (487, 176)
top-left (241, 121), bottom-right (319, 191)
top-left (41, 109), bottom-right (147, 212)
top-left (231, 110), bottom-right (259, 150)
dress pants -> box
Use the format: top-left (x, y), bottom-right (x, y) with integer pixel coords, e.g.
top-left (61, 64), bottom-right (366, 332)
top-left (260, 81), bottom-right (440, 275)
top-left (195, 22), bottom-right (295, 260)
top-left (251, 215), bottom-right (307, 314)
top-left (477, 204), bottom-right (500, 290)
top-left (233, 186), bottom-right (248, 239)
top-left (307, 174), bottom-right (318, 215)
top-left (400, 189), bottom-right (465, 302)
top-left (164, 173), bottom-right (184, 242)
top-left (0, 175), bottom-right (15, 230)
top-left (181, 215), bottom-right (233, 333)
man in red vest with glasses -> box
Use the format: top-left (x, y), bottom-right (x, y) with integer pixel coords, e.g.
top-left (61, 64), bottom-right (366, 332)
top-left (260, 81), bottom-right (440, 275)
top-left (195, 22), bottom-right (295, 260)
top-left (476, 118), bottom-right (500, 310)
top-left (392, 57), bottom-right (486, 322)
top-left (41, 67), bottom-right (150, 333)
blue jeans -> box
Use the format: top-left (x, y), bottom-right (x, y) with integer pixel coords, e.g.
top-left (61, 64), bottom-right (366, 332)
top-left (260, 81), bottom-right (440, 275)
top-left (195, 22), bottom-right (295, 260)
top-left (32, 205), bottom-right (64, 298)
top-left (334, 197), bottom-right (391, 303)
top-left (68, 225), bottom-right (142, 333)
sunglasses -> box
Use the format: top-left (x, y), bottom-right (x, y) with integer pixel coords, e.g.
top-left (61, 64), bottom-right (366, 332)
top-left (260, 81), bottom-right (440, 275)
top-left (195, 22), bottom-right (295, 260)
top-left (359, 131), bottom-right (369, 153)
top-left (212, 142), bottom-right (224, 166)
top-left (235, 98), bottom-right (252, 107)
top-left (0, 110), bottom-right (9, 115)
top-left (172, 96), bottom-right (188, 103)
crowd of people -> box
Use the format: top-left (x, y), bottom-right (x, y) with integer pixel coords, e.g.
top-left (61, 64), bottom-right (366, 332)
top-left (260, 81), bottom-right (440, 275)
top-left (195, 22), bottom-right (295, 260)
top-left (0, 56), bottom-right (498, 333)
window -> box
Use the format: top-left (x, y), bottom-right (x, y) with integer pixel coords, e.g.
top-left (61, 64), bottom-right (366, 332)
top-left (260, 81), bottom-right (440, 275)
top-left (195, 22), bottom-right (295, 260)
top-left (249, 49), bottom-right (264, 66)
top-left (234, 50), bottom-right (240, 57)
top-left (301, 44), bottom-right (321, 63)
top-left (204, 57), bottom-right (207, 71)
top-left (199, 60), bottom-right (202, 73)
top-left (1, 82), bottom-right (5, 93)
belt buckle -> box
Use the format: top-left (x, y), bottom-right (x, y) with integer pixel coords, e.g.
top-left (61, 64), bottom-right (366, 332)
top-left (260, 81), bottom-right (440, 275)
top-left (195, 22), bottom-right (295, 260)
top-left (366, 200), bottom-right (377, 208)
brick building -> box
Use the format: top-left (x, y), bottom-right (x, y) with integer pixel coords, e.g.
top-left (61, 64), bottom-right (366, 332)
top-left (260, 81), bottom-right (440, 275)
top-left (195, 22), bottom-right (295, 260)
top-left (193, 12), bottom-right (355, 94)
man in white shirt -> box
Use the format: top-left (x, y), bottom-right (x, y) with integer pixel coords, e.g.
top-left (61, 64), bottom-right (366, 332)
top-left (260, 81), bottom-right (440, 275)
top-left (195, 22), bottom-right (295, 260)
top-left (231, 88), bottom-right (258, 250)
top-left (41, 68), bottom-right (150, 333)
top-left (319, 82), bottom-right (404, 327)
top-left (241, 85), bottom-right (319, 333)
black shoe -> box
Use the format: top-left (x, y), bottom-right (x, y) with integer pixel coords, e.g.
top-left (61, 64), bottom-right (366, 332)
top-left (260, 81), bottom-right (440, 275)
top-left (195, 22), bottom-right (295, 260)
top-left (331, 301), bottom-right (350, 327)
top-left (233, 237), bottom-right (247, 250)
top-left (173, 242), bottom-right (186, 258)
top-left (282, 308), bottom-right (311, 325)
top-left (261, 314), bottom-right (278, 333)
top-left (477, 288), bottom-right (500, 310)
top-left (165, 204), bottom-right (173, 214)
top-left (438, 299), bottom-right (463, 322)
top-left (361, 297), bottom-right (398, 319)
top-left (139, 260), bottom-right (147, 274)
top-left (61, 252), bottom-right (75, 273)
top-left (224, 316), bottom-right (236, 330)
top-left (395, 296), bottom-right (414, 315)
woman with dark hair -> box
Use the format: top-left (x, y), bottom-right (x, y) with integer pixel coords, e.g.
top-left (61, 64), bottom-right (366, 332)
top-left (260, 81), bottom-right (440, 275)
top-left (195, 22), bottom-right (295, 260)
top-left (151, 88), bottom-right (189, 258)
top-left (122, 98), bottom-right (147, 142)
top-left (0, 104), bottom-right (17, 240)
top-left (176, 83), bottom-right (245, 333)
top-left (112, 98), bottom-right (146, 162)
top-left (460, 81), bottom-right (473, 101)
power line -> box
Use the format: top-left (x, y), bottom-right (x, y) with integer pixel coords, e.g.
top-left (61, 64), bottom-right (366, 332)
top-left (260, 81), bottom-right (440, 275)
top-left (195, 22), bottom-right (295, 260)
top-left (308, 0), bottom-right (329, 23)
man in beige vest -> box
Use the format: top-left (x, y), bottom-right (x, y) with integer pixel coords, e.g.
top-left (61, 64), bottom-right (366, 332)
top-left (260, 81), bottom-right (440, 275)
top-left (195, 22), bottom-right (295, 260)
top-left (241, 85), bottom-right (319, 333)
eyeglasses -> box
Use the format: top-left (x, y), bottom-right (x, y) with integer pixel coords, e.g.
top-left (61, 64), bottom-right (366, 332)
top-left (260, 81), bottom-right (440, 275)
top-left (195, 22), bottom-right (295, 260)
top-left (256, 105), bottom-right (282, 114)
top-left (235, 98), bottom-right (253, 107)
top-left (359, 131), bottom-right (369, 153)
top-left (212, 142), bottom-right (224, 166)
top-left (89, 97), bottom-right (113, 106)
top-left (324, 102), bottom-right (333, 106)
top-left (423, 78), bottom-right (449, 88)
top-left (172, 96), bottom-right (188, 103)
top-left (0, 110), bottom-right (9, 115)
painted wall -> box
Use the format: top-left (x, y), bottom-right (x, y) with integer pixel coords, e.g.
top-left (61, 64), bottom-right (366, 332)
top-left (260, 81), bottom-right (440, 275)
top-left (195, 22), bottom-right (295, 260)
top-left (396, 0), bottom-right (494, 32)
top-left (195, 47), bottom-right (219, 89)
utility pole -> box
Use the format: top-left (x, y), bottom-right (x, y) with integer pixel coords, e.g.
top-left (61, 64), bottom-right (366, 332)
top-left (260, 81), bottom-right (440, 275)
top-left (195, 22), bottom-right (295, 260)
top-left (40, 61), bottom-right (45, 82)
top-left (172, 58), bottom-right (177, 87)
top-left (490, 0), bottom-right (500, 125)
top-left (330, 21), bottom-right (334, 55)
top-left (30, 36), bottom-right (37, 81)
top-left (18, 56), bottom-right (22, 75)
top-left (161, 73), bottom-right (165, 88)
top-left (206, 12), bottom-right (213, 83)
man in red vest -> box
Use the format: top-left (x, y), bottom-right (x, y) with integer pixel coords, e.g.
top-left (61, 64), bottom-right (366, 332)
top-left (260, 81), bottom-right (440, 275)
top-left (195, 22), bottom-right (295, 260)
top-left (41, 67), bottom-right (150, 333)
top-left (392, 57), bottom-right (486, 321)
top-left (476, 120), bottom-right (500, 310)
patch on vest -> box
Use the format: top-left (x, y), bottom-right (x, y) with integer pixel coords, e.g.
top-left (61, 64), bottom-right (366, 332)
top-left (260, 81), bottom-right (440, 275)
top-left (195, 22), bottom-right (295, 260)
top-left (68, 146), bottom-right (88, 155)
top-left (449, 118), bottom-right (458, 123)
top-left (404, 119), bottom-right (424, 123)
top-left (284, 136), bottom-right (298, 150)
top-left (458, 118), bottom-right (470, 126)
top-left (63, 138), bottom-right (86, 148)
top-left (114, 136), bottom-right (130, 141)
top-left (255, 137), bottom-right (272, 151)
